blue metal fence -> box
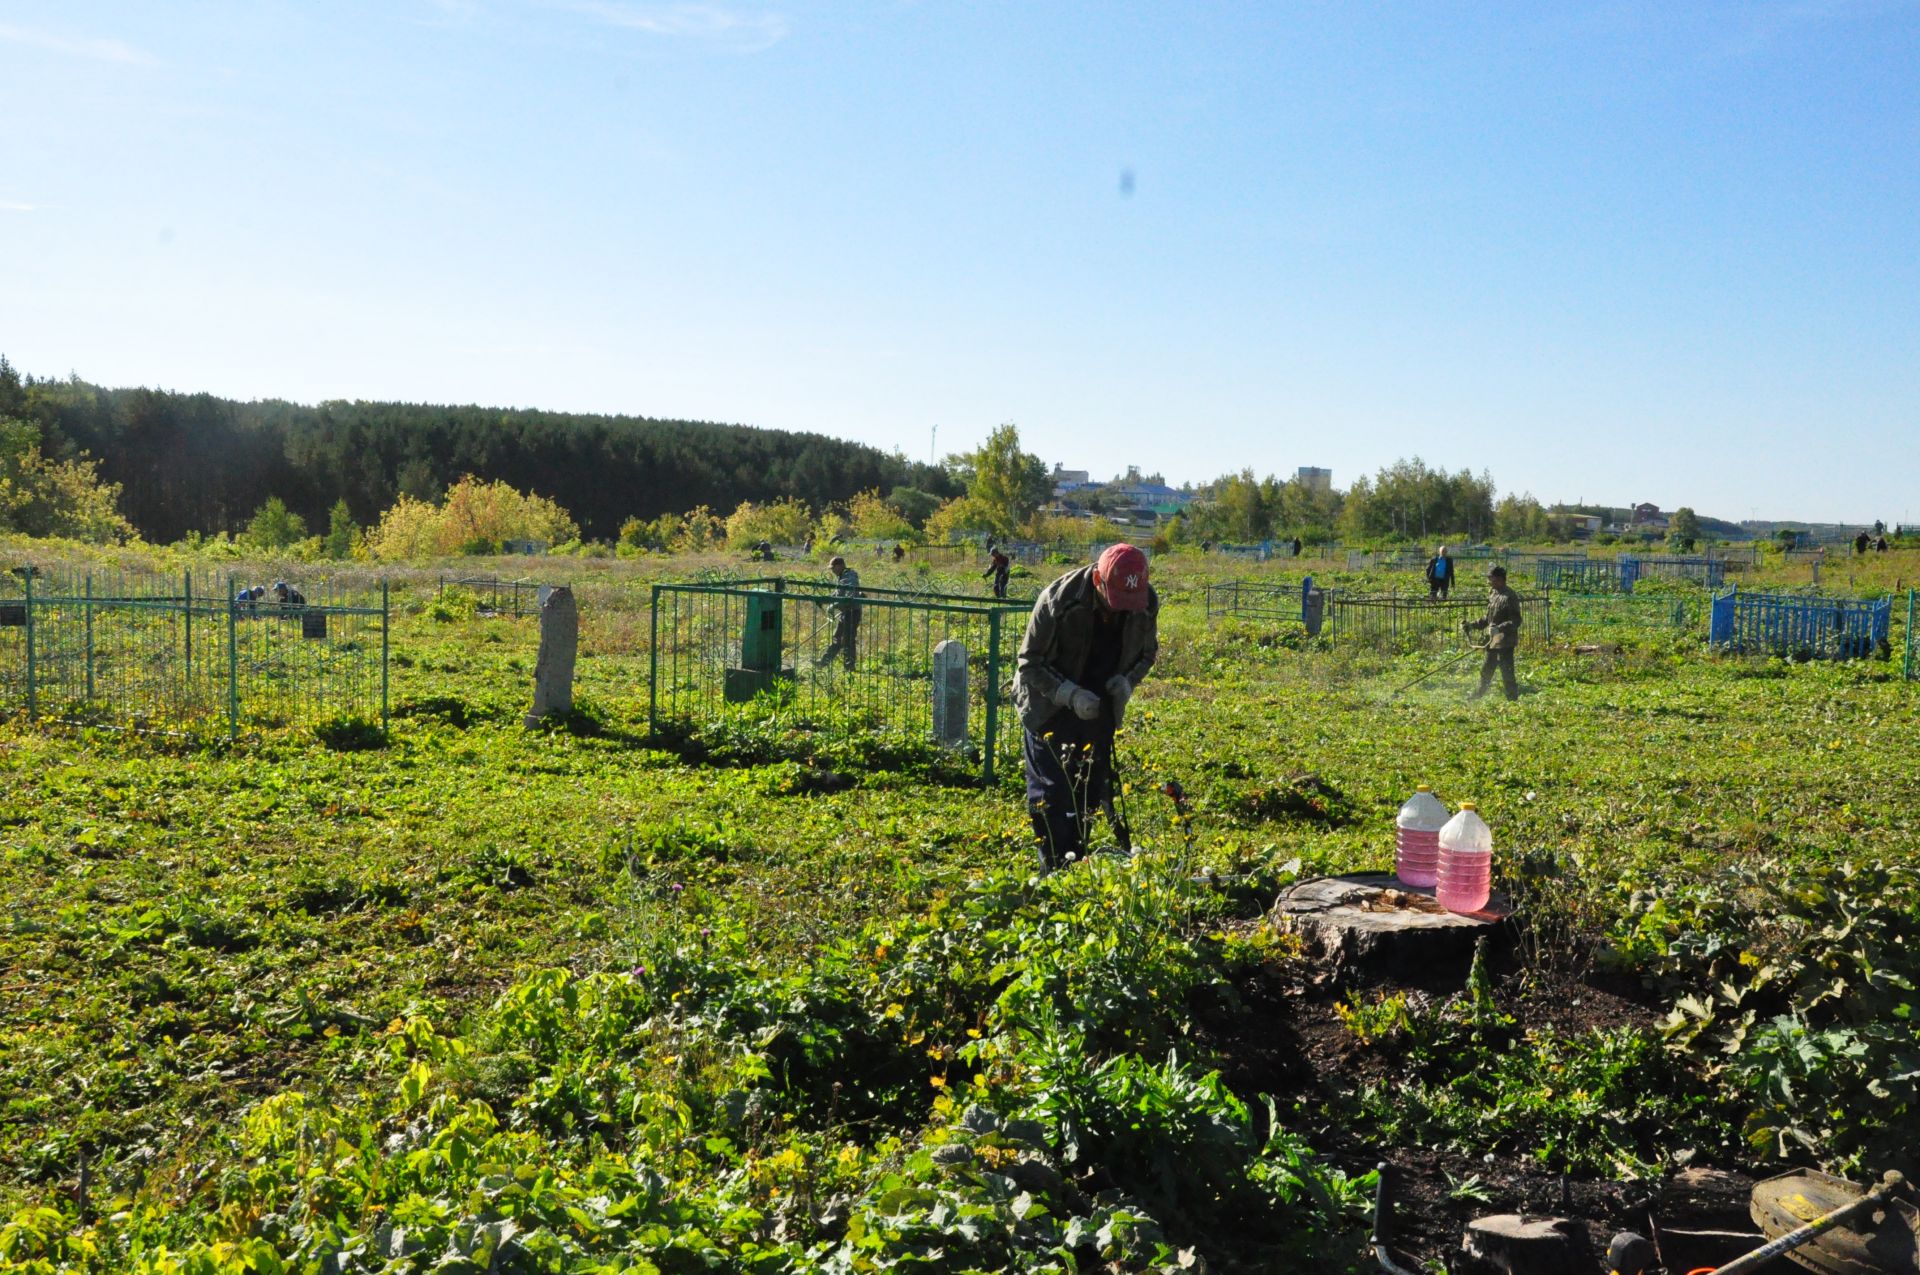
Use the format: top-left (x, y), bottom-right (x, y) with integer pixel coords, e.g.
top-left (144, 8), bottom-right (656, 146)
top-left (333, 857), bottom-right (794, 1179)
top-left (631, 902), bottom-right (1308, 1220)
top-left (1709, 589), bottom-right (1890, 660)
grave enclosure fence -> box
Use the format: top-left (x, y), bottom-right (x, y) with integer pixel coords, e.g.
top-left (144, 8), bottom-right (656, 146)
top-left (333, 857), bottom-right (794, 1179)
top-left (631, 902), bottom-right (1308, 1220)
top-left (1324, 591), bottom-right (1551, 651)
top-left (1204, 579), bottom-right (1307, 624)
top-left (647, 578), bottom-right (1030, 782)
top-left (0, 566), bottom-right (389, 739)
top-left (438, 575), bottom-right (550, 616)
top-left (1711, 589), bottom-right (1890, 662)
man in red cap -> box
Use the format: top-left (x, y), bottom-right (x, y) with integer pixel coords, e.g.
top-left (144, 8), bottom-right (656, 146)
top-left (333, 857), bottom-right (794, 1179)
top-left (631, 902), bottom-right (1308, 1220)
top-left (1013, 543), bottom-right (1159, 870)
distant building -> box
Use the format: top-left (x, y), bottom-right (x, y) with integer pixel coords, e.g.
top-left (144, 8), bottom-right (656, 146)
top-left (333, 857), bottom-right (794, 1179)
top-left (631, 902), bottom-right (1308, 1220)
top-left (1113, 481), bottom-right (1192, 519)
top-left (1631, 502), bottom-right (1662, 525)
top-left (1296, 466), bottom-right (1332, 493)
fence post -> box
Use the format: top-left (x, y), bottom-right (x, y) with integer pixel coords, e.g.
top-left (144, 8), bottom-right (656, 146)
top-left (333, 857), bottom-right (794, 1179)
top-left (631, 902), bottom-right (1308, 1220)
top-left (183, 570), bottom-right (194, 714)
top-left (381, 577), bottom-right (391, 736)
top-left (648, 584), bottom-right (661, 737)
top-left (22, 568), bottom-right (34, 720)
top-left (1908, 589), bottom-right (1915, 681)
top-left (983, 609), bottom-right (1002, 786)
top-left (84, 573), bottom-right (95, 703)
top-left (227, 574), bottom-right (239, 740)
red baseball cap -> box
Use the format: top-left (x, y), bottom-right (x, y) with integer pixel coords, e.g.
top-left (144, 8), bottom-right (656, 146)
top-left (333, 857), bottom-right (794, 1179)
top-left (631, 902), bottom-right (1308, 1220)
top-left (1094, 544), bottom-right (1151, 611)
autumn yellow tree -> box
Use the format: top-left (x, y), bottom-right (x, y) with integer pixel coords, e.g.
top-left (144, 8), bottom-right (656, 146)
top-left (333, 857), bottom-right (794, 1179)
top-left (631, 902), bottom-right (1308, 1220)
top-left (724, 498), bottom-right (814, 549)
top-left (367, 476), bottom-right (578, 559)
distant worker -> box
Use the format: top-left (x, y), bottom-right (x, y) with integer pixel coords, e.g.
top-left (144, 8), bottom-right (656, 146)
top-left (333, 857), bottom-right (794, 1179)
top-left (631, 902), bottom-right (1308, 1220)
top-left (1015, 544), bottom-right (1159, 871)
top-left (1856, 531), bottom-right (1871, 555)
top-left (234, 584), bottom-right (267, 609)
top-left (1877, 536), bottom-right (1889, 552)
top-left (1291, 536), bottom-right (1303, 558)
top-left (984, 547), bottom-right (1011, 599)
top-left (753, 539), bottom-right (775, 562)
top-left (1463, 565), bottom-right (1522, 702)
top-left (817, 556), bottom-right (862, 671)
top-left (1425, 545), bottom-right (1456, 602)
top-left (804, 533), bottom-right (816, 554)
top-left (271, 580), bottom-right (306, 607)
top-left (892, 543), bottom-right (906, 562)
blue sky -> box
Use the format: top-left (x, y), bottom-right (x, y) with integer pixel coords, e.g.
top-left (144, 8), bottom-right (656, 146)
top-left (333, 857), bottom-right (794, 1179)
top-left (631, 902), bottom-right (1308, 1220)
top-left (3, 1), bottom-right (1917, 523)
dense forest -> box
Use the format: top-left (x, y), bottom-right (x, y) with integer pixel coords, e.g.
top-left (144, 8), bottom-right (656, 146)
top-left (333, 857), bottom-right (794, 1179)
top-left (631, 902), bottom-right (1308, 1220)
top-left (0, 359), bottom-right (958, 542)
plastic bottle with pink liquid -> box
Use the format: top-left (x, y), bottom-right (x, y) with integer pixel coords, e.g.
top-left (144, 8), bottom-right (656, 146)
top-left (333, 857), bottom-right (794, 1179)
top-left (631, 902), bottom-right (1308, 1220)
top-left (1393, 785), bottom-right (1447, 888)
top-left (1435, 802), bottom-right (1493, 914)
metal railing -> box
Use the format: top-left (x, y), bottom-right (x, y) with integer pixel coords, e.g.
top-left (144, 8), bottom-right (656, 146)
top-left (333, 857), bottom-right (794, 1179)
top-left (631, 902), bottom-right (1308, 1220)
top-left (1534, 558), bottom-right (1624, 592)
top-left (647, 579), bottom-right (1030, 782)
top-left (438, 575), bottom-right (553, 616)
top-left (1710, 588), bottom-right (1889, 661)
top-left (1325, 591), bottom-right (1550, 650)
top-left (1548, 590), bottom-right (1706, 640)
top-left (1, 566), bottom-right (388, 738)
top-left (1620, 555), bottom-right (1725, 588)
top-left (1204, 579), bottom-right (1305, 624)
top-left (1909, 592), bottom-right (1918, 681)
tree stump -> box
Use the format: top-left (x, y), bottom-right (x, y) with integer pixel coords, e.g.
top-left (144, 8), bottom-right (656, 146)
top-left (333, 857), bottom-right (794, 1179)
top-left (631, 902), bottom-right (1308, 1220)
top-left (1271, 872), bottom-right (1511, 978)
top-left (1462, 1215), bottom-right (1599, 1275)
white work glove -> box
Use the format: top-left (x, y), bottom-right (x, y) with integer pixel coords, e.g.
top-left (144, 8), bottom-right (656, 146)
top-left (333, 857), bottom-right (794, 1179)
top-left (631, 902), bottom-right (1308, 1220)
top-left (1105, 675), bottom-right (1132, 725)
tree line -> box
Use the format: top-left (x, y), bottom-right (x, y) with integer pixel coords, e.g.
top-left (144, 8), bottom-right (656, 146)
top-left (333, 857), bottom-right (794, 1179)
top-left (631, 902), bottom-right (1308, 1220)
top-left (0, 358), bottom-right (959, 544)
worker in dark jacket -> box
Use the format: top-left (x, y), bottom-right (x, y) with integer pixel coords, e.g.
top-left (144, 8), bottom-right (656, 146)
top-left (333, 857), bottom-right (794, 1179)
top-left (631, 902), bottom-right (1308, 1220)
top-left (817, 557), bottom-right (862, 670)
top-left (983, 548), bottom-right (1011, 599)
top-left (1425, 545), bottom-right (1455, 601)
top-left (1014, 544), bottom-right (1159, 870)
top-left (1463, 565), bottom-right (1522, 701)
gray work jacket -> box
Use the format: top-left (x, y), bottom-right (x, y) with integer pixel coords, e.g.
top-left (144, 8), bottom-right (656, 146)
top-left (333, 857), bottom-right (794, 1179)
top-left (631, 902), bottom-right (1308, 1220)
top-left (1475, 586), bottom-right (1522, 651)
top-left (1013, 565), bottom-right (1160, 735)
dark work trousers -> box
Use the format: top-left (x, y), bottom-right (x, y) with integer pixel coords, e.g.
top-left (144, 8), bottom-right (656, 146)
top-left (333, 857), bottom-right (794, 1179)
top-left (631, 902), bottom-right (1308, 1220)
top-left (1475, 647), bottom-right (1518, 701)
top-left (1024, 710), bottom-right (1129, 870)
top-left (992, 568), bottom-right (1009, 599)
top-left (819, 613), bottom-right (859, 670)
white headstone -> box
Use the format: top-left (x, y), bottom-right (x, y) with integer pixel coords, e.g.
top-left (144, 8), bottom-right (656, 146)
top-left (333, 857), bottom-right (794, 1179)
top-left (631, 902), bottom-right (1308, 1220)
top-left (932, 639), bottom-right (968, 749)
top-left (526, 586), bottom-right (578, 725)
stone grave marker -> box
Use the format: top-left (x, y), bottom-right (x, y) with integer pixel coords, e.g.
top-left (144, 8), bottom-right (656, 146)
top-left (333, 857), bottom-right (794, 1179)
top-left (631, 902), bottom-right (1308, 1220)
top-left (526, 585), bottom-right (577, 726)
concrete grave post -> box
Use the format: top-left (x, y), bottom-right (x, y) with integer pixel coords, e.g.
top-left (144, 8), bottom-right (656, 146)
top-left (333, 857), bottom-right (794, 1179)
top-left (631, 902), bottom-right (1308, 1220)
top-left (526, 585), bottom-right (578, 726)
top-left (932, 639), bottom-right (968, 749)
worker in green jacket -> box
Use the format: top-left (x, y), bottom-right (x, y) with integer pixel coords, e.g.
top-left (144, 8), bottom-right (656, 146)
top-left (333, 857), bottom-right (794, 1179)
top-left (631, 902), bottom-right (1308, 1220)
top-left (1463, 565), bottom-right (1522, 701)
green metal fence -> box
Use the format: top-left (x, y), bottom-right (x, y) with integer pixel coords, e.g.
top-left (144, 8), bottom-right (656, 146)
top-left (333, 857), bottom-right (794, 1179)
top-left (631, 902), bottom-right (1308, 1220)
top-left (0, 566), bottom-right (388, 739)
top-left (647, 578), bottom-right (1029, 781)
top-left (1546, 589), bottom-right (1705, 642)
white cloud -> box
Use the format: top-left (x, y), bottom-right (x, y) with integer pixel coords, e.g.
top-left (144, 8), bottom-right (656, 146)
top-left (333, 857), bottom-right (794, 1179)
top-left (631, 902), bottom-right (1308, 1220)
top-left (558, 1), bottom-right (789, 52)
top-left (0, 22), bottom-right (155, 65)
top-left (0, 200), bottom-right (42, 213)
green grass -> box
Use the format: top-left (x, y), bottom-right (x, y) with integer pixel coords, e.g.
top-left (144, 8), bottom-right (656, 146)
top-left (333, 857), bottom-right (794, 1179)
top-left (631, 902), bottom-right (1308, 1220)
top-left (2, 548), bottom-right (1917, 1272)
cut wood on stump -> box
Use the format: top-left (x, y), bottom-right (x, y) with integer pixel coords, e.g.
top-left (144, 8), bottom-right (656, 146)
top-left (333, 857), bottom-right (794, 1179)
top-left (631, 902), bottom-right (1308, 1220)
top-left (1271, 872), bottom-right (1511, 978)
